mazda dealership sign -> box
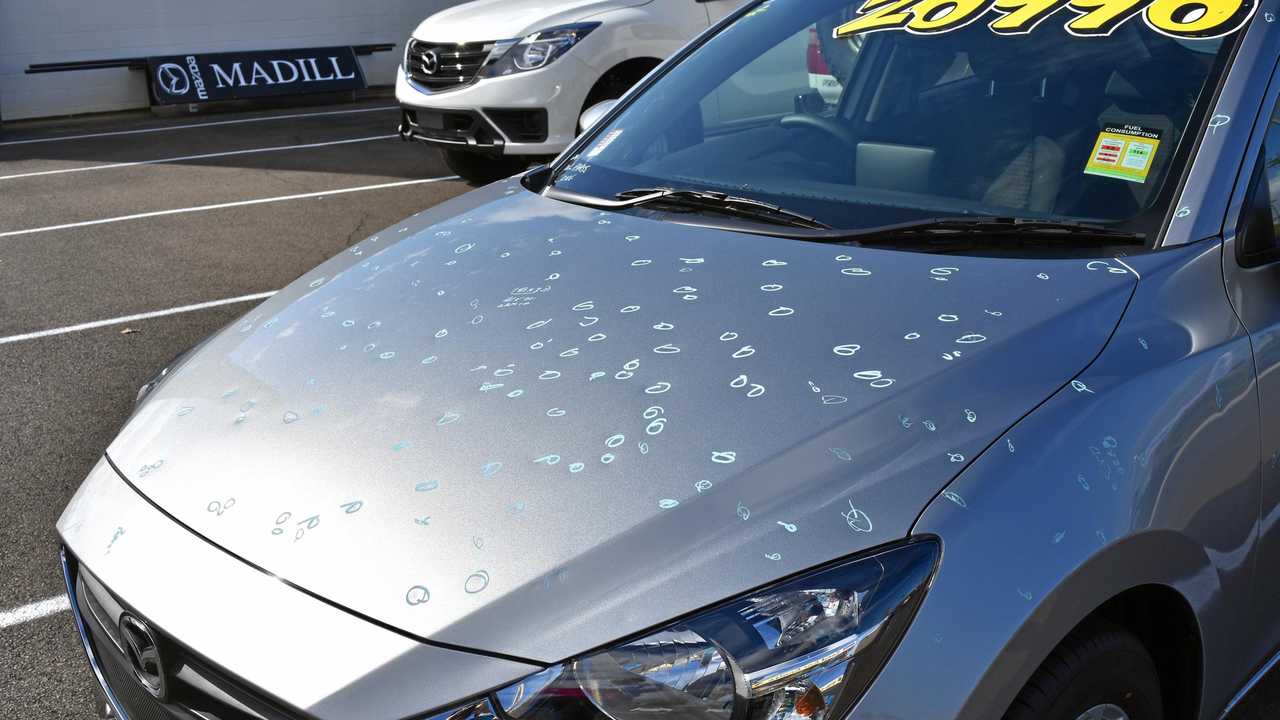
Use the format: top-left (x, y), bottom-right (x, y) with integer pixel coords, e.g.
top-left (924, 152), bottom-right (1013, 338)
top-left (147, 46), bottom-right (365, 105)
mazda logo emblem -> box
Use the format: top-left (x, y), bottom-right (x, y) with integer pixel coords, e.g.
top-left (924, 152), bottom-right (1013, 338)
top-left (155, 63), bottom-right (190, 96)
top-left (421, 50), bottom-right (440, 75)
top-left (119, 613), bottom-right (168, 701)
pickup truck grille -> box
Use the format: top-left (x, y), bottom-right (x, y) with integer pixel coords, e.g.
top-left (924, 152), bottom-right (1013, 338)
top-left (407, 39), bottom-right (496, 91)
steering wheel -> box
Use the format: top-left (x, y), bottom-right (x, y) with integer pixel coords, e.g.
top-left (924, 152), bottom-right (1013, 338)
top-left (780, 114), bottom-right (858, 151)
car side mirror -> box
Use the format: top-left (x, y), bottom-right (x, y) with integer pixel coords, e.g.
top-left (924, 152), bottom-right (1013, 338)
top-left (579, 99), bottom-right (620, 134)
top-left (1238, 152), bottom-right (1279, 268)
top-left (521, 164), bottom-right (552, 193)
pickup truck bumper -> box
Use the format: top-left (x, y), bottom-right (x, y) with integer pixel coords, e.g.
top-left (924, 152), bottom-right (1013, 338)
top-left (395, 59), bottom-right (593, 157)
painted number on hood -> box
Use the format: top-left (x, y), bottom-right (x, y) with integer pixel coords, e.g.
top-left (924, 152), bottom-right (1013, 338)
top-left (833, 0), bottom-right (1256, 39)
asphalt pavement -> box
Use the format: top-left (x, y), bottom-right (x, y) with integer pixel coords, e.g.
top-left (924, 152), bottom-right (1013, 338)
top-left (0, 96), bottom-right (1274, 720)
top-left (0, 96), bottom-right (469, 719)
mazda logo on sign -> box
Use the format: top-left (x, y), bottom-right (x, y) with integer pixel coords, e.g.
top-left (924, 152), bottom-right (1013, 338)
top-left (119, 613), bottom-right (168, 701)
top-left (155, 63), bottom-right (190, 96)
top-left (421, 50), bottom-right (440, 75)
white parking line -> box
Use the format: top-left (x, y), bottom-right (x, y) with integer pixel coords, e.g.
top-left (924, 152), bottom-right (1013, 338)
top-left (0, 134), bottom-right (398, 181)
top-left (0, 595), bottom-right (71, 630)
top-left (0, 106), bottom-right (398, 147)
top-left (0, 176), bottom-right (460, 239)
top-left (0, 291), bottom-right (278, 346)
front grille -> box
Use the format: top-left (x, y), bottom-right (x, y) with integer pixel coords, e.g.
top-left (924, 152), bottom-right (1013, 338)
top-left (88, 614), bottom-right (190, 720)
top-left (65, 551), bottom-right (300, 720)
top-left (406, 39), bottom-right (495, 91)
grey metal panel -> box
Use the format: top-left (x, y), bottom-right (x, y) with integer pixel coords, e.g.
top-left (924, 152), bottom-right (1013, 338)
top-left (57, 457), bottom-right (542, 720)
top-left (1164, 10), bottom-right (1280, 247)
top-left (854, 240), bottom-right (1261, 720)
top-left (1219, 55), bottom-right (1280, 694)
top-left (104, 180), bottom-right (1138, 663)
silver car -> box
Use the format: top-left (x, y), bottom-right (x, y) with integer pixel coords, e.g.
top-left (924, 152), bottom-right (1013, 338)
top-left (58, 2), bottom-right (1280, 720)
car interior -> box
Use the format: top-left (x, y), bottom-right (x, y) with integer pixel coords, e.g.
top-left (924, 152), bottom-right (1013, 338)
top-left (611, 16), bottom-right (1222, 228)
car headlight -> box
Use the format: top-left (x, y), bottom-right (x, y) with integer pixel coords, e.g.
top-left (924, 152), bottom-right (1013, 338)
top-left (428, 540), bottom-right (938, 720)
top-left (481, 23), bottom-right (601, 78)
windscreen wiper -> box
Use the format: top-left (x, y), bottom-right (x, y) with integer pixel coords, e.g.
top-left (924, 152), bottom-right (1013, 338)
top-left (614, 188), bottom-right (830, 230)
top-left (543, 185), bottom-right (1145, 247)
top-left (824, 216), bottom-right (1146, 248)
top-left (544, 185), bottom-right (831, 230)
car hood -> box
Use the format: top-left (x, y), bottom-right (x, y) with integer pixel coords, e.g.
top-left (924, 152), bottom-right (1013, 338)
top-left (107, 181), bottom-right (1138, 664)
top-left (412, 0), bottom-right (652, 42)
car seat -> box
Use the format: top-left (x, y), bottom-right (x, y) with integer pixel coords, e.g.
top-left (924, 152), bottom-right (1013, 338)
top-left (948, 48), bottom-right (1070, 214)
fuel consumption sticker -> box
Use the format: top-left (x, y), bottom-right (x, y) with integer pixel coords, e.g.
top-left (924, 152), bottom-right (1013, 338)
top-left (1084, 125), bottom-right (1162, 183)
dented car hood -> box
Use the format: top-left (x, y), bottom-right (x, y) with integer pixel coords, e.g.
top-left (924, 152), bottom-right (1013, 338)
top-left (103, 182), bottom-right (1137, 664)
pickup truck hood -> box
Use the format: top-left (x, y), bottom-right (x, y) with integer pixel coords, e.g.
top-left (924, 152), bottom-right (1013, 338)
top-left (107, 182), bottom-right (1137, 664)
top-left (413, 0), bottom-right (652, 42)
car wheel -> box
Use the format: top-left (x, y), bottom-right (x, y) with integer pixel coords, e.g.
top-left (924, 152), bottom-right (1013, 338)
top-left (582, 73), bottom-right (632, 117)
top-left (579, 59), bottom-right (662, 134)
top-left (442, 149), bottom-right (528, 186)
top-left (1003, 621), bottom-right (1164, 720)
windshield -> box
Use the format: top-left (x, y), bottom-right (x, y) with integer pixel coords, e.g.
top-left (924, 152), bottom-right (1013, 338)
top-left (550, 0), bottom-right (1245, 248)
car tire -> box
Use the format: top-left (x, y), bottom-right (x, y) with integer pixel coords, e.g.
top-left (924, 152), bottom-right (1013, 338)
top-left (582, 73), bottom-right (632, 118)
top-left (579, 59), bottom-right (661, 133)
top-left (1003, 621), bottom-right (1164, 720)
top-left (442, 149), bottom-right (528, 186)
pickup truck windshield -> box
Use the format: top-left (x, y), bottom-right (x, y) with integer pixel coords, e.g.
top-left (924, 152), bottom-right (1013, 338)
top-left (550, 0), bottom-right (1245, 247)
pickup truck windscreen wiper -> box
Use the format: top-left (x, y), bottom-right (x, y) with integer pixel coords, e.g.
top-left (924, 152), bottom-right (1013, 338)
top-left (544, 185), bottom-right (831, 230)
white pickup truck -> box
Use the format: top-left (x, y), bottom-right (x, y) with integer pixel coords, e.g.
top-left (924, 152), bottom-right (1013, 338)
top-left (396, 0), bottom-right (744, 183)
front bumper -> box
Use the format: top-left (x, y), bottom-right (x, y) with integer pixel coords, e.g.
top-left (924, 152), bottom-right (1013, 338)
top-left (398, 107), bottom-right (548, 157)
top-left (394, 61), bottom-right (592, 156)
top-left (58, 457), bottom-right (541, 720)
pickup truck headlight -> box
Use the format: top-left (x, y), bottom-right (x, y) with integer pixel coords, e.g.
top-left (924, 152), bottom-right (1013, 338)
top-left (433, 540), bottom-right (938, 720)
top-left (481, 23), bottom-right (601, 77)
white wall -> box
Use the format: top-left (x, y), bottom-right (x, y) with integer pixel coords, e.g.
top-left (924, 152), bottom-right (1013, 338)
top-left (0, 0), bottom-right (468, 120)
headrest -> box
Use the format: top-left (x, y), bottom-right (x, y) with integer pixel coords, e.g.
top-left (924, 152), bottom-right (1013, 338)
top-left (1104, 71), bottom-right (1142, 100)
top-left (964, 22), bottom-right (1153, 83)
